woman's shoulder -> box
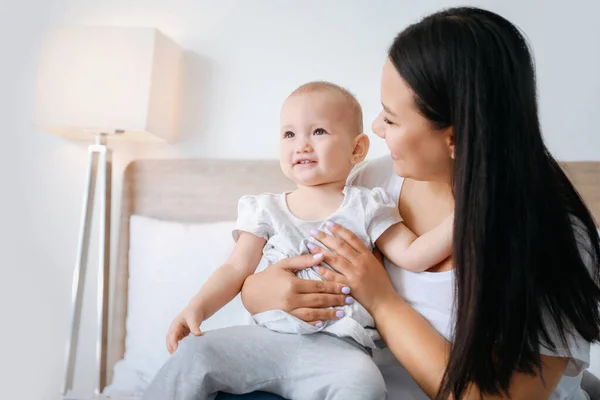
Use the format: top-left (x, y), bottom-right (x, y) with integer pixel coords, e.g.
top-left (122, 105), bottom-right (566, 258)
top-left (347, 155), bottom-right (403, 194)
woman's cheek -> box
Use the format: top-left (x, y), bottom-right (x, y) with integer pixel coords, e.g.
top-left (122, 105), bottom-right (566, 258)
top-left (386, 135), bottom-right (403, 158)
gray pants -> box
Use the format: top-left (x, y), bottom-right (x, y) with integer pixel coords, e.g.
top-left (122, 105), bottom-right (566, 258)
top-left (142, 325), bottom-right (387, 400)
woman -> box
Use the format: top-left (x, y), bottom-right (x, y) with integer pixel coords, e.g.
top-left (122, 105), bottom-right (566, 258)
top-left (239, 6), bottom-right (600, 400)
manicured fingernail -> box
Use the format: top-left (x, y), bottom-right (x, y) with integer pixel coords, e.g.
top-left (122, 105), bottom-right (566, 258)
top-left (312, 253), bottom-right (323, 260)
top-left (313, 266), bottom-right (320, 272)
top-left (325, 220), bottom-right (334, 227)
top-left (345, 296), bottom-right (354, 305)
top-left (342, 286), bottom-right (351, 294)
top-left (306, 242), bottom-right (316, 250)
top-left (310, 229), bottom-right (319, 236)
top-left (315, 322), bottom-right (323, 328)
top-left (335, 310), bottom-right (345, 318)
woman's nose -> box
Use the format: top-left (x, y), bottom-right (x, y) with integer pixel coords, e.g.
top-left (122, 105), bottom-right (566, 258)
top-left (372, 114), bottom-right (385, 139)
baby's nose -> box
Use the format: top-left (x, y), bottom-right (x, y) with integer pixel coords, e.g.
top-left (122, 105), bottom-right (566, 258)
top-left (295, 141), bottom-right (312, 153)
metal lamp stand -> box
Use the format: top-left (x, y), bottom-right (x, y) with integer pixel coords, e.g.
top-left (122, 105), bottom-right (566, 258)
top-left (61, 132), bottom-right (112, 397)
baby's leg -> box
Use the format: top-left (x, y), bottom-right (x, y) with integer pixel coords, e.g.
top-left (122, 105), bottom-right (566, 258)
top-left (141, 325), bottom-right (302, 400)
top-left (282, 333), bottom-right (387, 400)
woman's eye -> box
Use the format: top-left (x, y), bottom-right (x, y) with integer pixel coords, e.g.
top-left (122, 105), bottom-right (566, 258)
top-left (283, 131), bottom-right (295, 139)
top-left (314, 128), bottom-right (328, 135)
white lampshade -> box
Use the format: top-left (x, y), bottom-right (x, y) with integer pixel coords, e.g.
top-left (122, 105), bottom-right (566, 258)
top-left (34, 26), bottom-right (183, 142)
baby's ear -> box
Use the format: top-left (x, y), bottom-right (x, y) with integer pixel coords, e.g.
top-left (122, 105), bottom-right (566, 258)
top-left (352, 133), bottom-right (370, 164)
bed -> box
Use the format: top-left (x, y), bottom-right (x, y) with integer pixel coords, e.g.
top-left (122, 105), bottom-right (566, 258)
top-left (102, 158), bottom-right (600, 398)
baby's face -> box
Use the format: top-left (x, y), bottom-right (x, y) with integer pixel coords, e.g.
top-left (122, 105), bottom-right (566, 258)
top-left (279, 91), bottom-right (358, 187)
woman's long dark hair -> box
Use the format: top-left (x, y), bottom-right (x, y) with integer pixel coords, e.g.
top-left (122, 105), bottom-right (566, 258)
top-left (389, 7), bottom-right (600, 399)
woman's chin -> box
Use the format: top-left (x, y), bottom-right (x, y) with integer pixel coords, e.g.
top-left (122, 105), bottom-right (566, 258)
top-left (392, 160), bottom-right (409, 178)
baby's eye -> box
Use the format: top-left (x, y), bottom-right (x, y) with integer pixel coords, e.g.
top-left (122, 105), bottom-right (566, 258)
top-left (313, 128), bottom-right (328, 135)
top-left (383, 117), bottom-right (394, 125)
top-left (283, 131), bottom-right (295, 139)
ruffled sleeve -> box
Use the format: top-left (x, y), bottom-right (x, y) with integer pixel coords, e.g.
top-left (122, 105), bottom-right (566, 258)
top-left (232, 195), bottom-right (273, 241)
top-left (365, 187), bottom-right (403, 243)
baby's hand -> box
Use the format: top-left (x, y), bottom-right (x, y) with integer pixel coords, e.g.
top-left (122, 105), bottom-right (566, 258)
top-left (166, 304), bottom-right (204, 354)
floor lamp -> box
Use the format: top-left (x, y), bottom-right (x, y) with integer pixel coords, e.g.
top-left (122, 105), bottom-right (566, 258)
top-left (33, 26), bottom-right (182, 397)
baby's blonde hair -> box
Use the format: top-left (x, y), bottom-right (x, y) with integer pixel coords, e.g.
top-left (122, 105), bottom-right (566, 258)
top-left (289, 81), bottom-right (363, 135)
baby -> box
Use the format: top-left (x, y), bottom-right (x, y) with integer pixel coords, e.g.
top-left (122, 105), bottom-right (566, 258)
top-left (143, 82), bottom-right (453, 400)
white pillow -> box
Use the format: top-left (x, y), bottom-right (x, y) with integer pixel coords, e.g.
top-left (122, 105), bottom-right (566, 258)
top-left (104, 216), bottom-right (253, 395)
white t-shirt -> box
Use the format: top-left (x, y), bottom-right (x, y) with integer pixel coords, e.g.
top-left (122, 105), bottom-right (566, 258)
top-left (233, 186), bottom-right (402, 265)
top-left (348, 155), bottom-right (591, 400)
top-left (233, 185), bottom-right (402, 348)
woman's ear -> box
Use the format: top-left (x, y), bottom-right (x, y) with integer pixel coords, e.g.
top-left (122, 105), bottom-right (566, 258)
top-left (444, 127), bottom-right (455, 160)
top-left (352, 134), bottom-right (370, 164)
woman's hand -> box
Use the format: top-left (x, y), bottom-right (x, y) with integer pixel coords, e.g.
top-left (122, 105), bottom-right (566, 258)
top-left (307, 221), bottom-right (400, 316)
top-left (241, 253), bottom-right (353, 325)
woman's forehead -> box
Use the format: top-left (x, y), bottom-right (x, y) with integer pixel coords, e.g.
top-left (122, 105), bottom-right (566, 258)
top-left (381, 59), bottom-right (415, 113)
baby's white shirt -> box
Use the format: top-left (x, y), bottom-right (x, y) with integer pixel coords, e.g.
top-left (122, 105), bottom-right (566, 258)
top-left (233, 185), bottom-right (402, 267)
top-left (233, 185), bottom-right (402, 348)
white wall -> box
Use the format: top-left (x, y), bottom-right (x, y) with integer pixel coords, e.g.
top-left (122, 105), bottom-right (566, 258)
top-left (2, 1), bottom-right (599, 399)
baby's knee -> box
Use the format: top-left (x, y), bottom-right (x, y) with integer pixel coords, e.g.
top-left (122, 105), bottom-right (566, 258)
top-left (174, 335), bottom-right (222, 370)
top-left (354, 378), bottom-right (386, 399)
top-left (342, 363), bottom-right (387, 399)
top-left (178, 332), bottom-right (221, 351)
top-left (358, 381), bottom-right (387, 400)
top-left (328, 382), bottom-right (386, 400)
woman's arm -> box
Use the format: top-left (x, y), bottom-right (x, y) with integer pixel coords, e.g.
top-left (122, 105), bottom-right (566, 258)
top-left (308, 223), bottom-right (568, 399)
top-left (240, 253), bottom-right (352, 324)
top-left (373, 293), bottom-right (568, 399)
top-left (376, 213), bottom-right (453, 272)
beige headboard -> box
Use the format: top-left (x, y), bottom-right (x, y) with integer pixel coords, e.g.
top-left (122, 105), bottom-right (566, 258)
top-left (105, 159), bottom-right (599, 386)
